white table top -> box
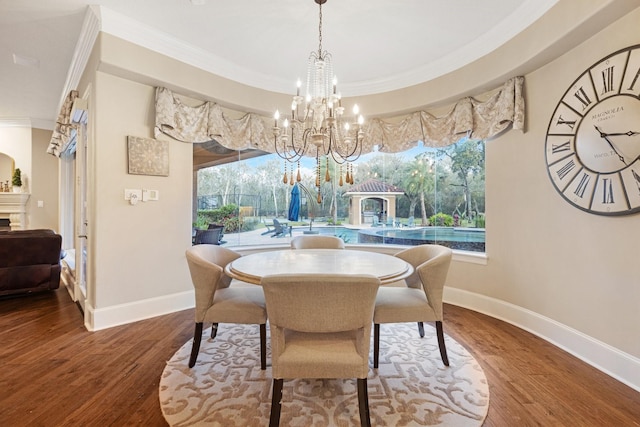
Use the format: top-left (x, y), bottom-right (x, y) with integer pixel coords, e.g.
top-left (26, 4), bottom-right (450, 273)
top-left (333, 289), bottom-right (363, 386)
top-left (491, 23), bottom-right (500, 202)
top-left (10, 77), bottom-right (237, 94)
top-left (225, 249), bottom-right (413, 285)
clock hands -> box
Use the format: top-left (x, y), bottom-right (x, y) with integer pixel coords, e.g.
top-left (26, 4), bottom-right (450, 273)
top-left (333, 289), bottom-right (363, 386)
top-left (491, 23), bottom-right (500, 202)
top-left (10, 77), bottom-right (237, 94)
top-left (597, 130), bottom-right (639, 137)
top-left (594, 126), bottom-right (627, 165)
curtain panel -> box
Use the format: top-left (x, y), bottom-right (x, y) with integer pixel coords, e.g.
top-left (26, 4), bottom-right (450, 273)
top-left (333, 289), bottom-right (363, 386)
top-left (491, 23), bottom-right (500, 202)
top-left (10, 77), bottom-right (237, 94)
top-left (47, 90), bottom-right (79, 157)
top-left (154, 76), bottom-right (524, 154)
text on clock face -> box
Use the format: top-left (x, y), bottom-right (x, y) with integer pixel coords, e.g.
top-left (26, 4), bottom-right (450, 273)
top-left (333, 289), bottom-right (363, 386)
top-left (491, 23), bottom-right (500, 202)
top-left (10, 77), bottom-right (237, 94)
top-left (591, 106), bottom-right (624, 122)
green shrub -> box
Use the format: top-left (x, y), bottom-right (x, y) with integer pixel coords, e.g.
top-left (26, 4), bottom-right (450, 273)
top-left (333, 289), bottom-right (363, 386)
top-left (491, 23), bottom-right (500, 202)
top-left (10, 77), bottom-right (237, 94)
top-left (429, 212), bottom-right (454, 227)
top-left (196, 204), bottom-right (241, 232)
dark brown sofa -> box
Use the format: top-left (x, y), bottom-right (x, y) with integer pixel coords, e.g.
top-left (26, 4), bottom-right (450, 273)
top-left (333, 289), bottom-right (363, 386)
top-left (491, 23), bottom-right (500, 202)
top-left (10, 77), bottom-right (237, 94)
top-left (0, 229), bottom-right (62, 297)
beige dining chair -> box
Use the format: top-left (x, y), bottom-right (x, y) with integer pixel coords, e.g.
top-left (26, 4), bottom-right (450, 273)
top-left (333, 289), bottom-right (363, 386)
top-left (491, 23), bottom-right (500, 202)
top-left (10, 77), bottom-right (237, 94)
top-left (290, 235), bottom-right (345, 249)
top-left (185, 244), bottom-right (267, 369)
top-left (261, 273), bottom-right (380, 427)
top-left (373, 244), bottom-right (452, 368)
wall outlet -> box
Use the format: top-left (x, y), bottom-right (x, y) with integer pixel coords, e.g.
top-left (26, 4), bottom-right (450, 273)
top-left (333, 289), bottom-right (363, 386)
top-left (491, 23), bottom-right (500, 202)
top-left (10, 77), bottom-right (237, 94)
top-left (124, 189), bottom-right (142, 201)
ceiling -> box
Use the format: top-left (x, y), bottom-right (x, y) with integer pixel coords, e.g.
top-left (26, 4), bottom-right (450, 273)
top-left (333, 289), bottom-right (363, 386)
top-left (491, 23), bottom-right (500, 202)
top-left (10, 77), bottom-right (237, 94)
top-left (0, 0), bottom-right (564, 129)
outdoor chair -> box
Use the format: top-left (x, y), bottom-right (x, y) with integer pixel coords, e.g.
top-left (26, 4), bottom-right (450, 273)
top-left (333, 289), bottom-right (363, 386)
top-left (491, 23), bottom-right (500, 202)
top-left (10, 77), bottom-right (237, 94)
top-left (261, 220), bottom-right (278, 236)
top-left (262, 273), bottom-right (380, 427)
top-left (290, 235), bottom-right (345, 249)
top-left (373, 244), bottom-right (452, 368)
top-left (207, 223), bottom-right (226, 244)
top-left (185, 244), bottom-right (267, 369)
top-left (193, 228), bottom-right (223, 245)
top-left (272, 219), bottom-right (292, 238)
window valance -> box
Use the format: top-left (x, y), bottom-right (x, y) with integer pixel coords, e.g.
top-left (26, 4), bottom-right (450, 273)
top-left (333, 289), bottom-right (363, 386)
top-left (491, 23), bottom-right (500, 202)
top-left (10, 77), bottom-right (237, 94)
top-left (154, 87), bottom-right (269, 151)
top-left (365, 76), bottom-right (525, 152)
top-left (154, 76), bottom-right (524, 154)
top-left (47, 90), bottom-right (79, 157)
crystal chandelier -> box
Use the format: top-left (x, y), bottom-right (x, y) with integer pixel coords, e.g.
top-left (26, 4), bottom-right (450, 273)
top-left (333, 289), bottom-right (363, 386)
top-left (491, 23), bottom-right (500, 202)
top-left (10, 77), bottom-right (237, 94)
top-left (273, 0), bottom-right (364, 202)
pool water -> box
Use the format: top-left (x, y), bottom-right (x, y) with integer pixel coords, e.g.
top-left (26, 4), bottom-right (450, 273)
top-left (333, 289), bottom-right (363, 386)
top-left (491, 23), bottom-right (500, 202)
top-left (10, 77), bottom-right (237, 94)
top-left (315, 226), bottom-right (485, 252)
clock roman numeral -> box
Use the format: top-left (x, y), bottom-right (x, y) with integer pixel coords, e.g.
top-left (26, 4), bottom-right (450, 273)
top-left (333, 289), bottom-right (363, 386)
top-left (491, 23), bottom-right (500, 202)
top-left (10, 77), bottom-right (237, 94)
top-left (632, 169), bottom-right (640, 195)
top-left (556, 115), bottom-right (576, 130)
top-left (557, 160), bottom-right (576, 180)
top-left (601, 66), bottom-right (615, 94)
top-left (552, 141), bottom-right (571, 154)
top-left (627, 67), bottom-right (640, 91)
top-left (573, 173), bottom-right (590, 198)
top-left (574, 87), bottom-right (592, 110)
top-left (602, 178), bottom-right (614, 204)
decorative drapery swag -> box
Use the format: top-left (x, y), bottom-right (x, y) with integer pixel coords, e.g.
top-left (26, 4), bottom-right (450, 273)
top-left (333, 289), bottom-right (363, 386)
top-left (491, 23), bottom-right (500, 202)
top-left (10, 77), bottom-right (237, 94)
top-left (47, 90), bottom-right (79, 157)
top-left (154, 76), bottom-right (524, 154)
top-left (154, 87), bottom-right (270, 150)
top-left (365, 76), bottom-right (525, 152)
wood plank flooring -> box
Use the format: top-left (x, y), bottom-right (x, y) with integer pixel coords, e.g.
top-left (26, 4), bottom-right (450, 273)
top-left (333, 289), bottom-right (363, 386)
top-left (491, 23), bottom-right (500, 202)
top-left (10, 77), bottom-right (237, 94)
top-left (1, 288), bottom-right (639, 426)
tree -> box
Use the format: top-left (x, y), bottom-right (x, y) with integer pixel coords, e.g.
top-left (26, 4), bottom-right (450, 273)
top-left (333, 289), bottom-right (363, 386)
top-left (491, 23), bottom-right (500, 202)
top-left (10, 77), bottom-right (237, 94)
top-left (439, 139), bottom-right (484, 219)
top-left (402, 155), bottom-right (434, 225)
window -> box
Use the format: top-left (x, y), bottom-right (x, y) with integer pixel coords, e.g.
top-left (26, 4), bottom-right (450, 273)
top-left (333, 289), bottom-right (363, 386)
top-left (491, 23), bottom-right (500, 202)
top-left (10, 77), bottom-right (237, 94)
top-left (196, 137), bottom-right (485, 252)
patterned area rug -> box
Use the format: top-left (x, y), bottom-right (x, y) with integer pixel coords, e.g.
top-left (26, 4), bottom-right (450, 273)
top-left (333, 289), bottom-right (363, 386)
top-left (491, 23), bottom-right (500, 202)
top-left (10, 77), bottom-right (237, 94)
top-left (160, 323), bottom-right (489, 426)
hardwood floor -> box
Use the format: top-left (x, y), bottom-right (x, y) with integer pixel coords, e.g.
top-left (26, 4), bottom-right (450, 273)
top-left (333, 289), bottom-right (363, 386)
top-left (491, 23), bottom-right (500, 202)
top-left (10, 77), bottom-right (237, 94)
top-left (1, 288), bottom-right (638, 426)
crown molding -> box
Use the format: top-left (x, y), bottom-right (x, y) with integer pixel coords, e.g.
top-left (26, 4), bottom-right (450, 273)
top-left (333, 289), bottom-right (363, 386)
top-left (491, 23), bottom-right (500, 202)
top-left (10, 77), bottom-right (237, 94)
top-left (0, 118), bottom-right (32, 128)
top-left (55, 5), bottom-right (101, 115)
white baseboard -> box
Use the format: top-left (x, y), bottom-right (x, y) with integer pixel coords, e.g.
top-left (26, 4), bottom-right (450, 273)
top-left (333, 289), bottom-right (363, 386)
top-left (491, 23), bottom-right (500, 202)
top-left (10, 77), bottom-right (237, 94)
top-left (85, 290), bottom-right (195, 331)
top-left (444, 287), bottom-right (640, 393)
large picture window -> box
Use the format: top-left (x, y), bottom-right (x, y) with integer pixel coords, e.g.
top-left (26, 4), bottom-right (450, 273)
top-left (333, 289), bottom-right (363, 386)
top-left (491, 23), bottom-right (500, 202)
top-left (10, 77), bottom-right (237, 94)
top-left (195, 137), bottom-right (485, 253)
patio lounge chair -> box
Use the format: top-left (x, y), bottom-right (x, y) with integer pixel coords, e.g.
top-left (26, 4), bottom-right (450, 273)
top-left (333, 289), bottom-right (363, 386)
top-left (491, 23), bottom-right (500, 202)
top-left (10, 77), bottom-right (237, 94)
top-left (261, 220), bottom-right (277, 236)
top-left (271, 219), bottom-right (292, 238)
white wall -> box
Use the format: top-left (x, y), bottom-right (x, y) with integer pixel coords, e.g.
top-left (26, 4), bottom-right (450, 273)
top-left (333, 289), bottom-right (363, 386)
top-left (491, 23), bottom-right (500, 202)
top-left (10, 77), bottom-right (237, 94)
top-left (0, 126), bottom-right (32, 192)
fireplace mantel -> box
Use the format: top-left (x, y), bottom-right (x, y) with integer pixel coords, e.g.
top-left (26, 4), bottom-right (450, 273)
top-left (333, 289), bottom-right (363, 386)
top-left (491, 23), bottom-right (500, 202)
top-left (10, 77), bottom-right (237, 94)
top-left (0, 193), bottom-right (30, 230)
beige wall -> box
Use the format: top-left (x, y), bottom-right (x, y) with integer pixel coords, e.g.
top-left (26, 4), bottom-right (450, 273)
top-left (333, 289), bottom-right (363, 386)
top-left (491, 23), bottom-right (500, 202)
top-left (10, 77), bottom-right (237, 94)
top-left (29, 128), bottom-right (59, 230)
top-left (446, 8), bottom-right (640, 359)
top-left (76, 3), bottom-right (640, 388)
top-left (88, 71), bottom-right (193, 315)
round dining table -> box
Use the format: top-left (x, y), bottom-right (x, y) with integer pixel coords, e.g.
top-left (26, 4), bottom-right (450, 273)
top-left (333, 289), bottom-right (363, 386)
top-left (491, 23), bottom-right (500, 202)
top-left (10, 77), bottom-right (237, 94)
top-left (224, 249), bottom-right (413, 285)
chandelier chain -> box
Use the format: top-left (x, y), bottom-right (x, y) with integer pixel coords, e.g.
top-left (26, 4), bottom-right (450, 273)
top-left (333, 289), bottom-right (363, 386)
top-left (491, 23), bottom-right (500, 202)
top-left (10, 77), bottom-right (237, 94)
top-left (318, 2), bottom-right (323, 56)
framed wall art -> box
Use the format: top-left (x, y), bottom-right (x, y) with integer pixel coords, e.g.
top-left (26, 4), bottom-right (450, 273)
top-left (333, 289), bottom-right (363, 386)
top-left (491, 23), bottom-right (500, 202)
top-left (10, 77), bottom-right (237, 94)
top-left (127, 136), bottom-right (169, 176)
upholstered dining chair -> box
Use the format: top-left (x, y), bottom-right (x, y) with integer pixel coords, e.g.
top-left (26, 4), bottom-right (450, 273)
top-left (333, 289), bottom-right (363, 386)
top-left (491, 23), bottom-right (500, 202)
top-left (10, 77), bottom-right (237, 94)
top-left (185, 244), bottom-right (267, 369)
top-left (290, 234), bottom-right (345, 249)
top-left (373, 244), bottom-right (452, 368)
top-left (261, 273), bottom-right (380, 427)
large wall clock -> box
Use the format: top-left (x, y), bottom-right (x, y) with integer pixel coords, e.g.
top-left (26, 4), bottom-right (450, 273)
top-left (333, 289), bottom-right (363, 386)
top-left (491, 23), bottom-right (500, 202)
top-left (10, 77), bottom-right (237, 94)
top-left (545, 44), bottom-right (640, 215)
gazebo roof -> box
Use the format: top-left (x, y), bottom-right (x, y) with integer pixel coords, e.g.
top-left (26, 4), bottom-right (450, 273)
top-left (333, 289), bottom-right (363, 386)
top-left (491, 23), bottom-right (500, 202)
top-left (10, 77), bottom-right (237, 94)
top-left (344, 179), bottom-right (405, 195)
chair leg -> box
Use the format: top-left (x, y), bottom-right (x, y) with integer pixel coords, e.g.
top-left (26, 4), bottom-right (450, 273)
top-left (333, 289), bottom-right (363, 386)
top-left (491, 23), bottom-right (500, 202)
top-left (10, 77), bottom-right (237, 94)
top-left (188, 322), bottom-right (203, 368)
top-left (436, 321), bottom-right (449, 366)
top-left (260, 323), bottom-right (267, 370)
top-left (211, 323), bottom-right (219, 339)
top-left (417, 321), bottom-right (425, 337)
top-left (269, 378), bottom-right (284, 427)
top-left (357, 378), bottom-right (371, 427)
top-left (373, 323), bottom-right (380, 369)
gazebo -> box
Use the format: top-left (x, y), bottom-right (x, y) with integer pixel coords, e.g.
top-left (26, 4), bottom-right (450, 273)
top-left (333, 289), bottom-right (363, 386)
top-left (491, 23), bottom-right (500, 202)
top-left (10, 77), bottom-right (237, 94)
top-left (344, 179), bottom-right (405, 226)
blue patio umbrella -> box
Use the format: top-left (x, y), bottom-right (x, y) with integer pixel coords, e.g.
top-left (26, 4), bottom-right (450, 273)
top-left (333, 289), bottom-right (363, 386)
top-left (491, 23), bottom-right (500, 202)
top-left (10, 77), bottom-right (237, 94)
top-left (288, 183), bottom-right (301, 221)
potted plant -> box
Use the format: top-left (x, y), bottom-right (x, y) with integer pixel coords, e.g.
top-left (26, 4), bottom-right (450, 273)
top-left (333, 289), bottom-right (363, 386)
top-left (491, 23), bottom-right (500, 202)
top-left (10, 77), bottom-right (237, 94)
top-left (12, 168), bottom-right (22, 192)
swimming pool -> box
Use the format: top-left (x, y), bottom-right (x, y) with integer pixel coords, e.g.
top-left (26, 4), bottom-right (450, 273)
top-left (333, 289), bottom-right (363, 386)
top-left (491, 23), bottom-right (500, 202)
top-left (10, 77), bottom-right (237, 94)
top-left (315, 226), bottom-right (485, 252)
